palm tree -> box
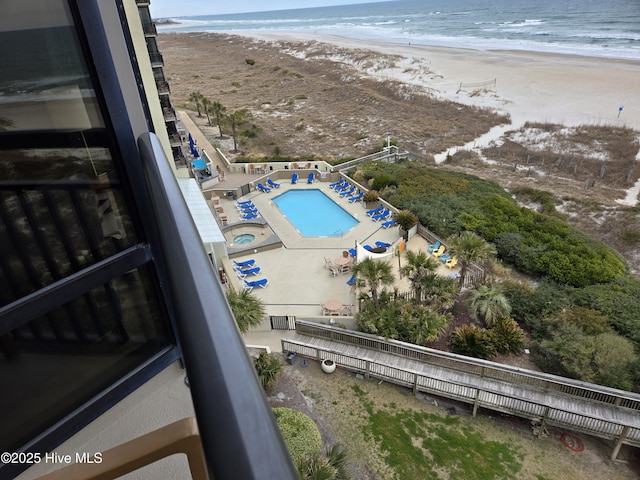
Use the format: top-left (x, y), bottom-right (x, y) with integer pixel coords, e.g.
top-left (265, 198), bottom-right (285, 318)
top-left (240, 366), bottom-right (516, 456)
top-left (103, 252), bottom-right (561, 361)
top-left (400, 249), bottom-right (438, 303)
top-left (351, 258), bottom-right (394, 308)
top-left (211, 101), bottom-right (226, 137)
top-left (201, 97), bottom-right (212, 125)
top-left (421, 275), bottom-right (457, 312)
top-left (225, 287), bottom-right (265, 334)
top-left (227, 109), bottom-right (247, 153)
top-left (466, 283), bottom-right (511, 327)
top-left (188, 91), bottom-right (204, 117)
top-left (253, 352), bottom-right (283, 390)
top-left (400, 303), bottom-right (449, 346)
top-left (445, 230), bottom-right (496, 287)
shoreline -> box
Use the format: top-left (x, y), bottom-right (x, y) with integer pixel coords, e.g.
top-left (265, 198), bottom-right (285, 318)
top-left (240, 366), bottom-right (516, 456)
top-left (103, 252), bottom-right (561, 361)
top-left (212, 30), bottom-right (640, 132)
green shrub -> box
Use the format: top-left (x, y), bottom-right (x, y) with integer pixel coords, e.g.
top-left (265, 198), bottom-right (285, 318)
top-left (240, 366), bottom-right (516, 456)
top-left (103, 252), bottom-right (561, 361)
top-left (535, 324), bottom-right (638, 390)
top-left (273, 408), bottom-right (322, 462)
top-left (489, 317), bottom-right (525, 355)
top-left (449, 324), bottom-right (496, 359)
top-left (394, 210), bottom-right (418, 231)
top-left (371, 172), bottom-right (395, 191)
top-left (254, 352), bottom-right (283, 390)
top-left (362, 190), bottom-right (379, 203)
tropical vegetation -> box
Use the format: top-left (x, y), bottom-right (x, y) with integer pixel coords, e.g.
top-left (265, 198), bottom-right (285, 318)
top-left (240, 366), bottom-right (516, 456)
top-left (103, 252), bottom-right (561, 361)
top-left (225, 287), bottom-right (265, 334)
top-left (354, 159), bottom-right (640, 391)
top-left (296, 444), bottom-right (351, 480)
top-left (354, 254), bottom-right (454, 347)
top-left (254, 352), bottom-right (283, 390)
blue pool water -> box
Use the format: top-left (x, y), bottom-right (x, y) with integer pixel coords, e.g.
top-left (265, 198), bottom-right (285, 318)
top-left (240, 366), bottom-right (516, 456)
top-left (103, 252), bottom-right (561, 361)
top-left (272, 189), bottom-right (358, 237)
top-left (233, 234), bottom-right (255, 244)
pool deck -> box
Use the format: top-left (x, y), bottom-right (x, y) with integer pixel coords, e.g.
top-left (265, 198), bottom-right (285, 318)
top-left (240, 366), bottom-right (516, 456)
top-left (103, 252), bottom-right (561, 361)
top-left (219, 178), bottom-right (459, 321)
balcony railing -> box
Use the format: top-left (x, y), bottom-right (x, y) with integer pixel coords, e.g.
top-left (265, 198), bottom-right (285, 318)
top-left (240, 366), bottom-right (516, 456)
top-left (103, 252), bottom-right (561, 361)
top-left (148, 51), bottom-right (163, 66)
top-left (137, 133), bottom-right (298, 479)
top-left (162, 107), bottom-right (176, 122)
top-left (168, 133), bottom-right (182, 146)
top-left (141, 22), bottom-right (157, 36)
top-left (156, 80), bottom-right (170, 95)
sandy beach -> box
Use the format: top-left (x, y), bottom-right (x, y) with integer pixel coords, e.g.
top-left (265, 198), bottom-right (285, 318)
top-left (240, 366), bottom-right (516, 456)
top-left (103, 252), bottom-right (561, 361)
top-left (159, 31), bottom-right (640, 275)
top-left (239, 31), bottom-right (640, 131)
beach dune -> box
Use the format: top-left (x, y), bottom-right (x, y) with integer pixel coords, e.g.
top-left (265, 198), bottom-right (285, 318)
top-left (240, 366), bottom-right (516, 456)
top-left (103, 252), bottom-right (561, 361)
top-left (241, 32), bottom-right (640, 132)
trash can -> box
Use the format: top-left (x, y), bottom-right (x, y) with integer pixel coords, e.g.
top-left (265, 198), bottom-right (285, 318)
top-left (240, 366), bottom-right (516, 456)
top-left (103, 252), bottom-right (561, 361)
top-left (284, 351), bottom-right (297, 365)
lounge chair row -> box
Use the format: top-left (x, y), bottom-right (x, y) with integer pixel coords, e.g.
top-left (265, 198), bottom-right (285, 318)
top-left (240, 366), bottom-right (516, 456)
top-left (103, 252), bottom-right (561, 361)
top-left (235, 199), bottom-right (261, 220)
top-left (366, 206), bottom-right (392, 222)
top-left (329, 179), bottom-right (365, 203)
top-left (256, 173), bottom-right (314, 193)
top-left (233, 259), bottom-right (269, 290)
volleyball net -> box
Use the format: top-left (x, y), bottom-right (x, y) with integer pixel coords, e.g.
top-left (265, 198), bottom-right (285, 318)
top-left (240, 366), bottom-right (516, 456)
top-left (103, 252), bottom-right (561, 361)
top-left (457, 78), bottom-right (496, 92)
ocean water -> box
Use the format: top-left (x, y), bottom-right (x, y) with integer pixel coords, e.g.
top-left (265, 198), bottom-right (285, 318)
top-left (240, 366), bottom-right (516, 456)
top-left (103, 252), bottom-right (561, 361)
top-left (158, 0), bottom-right (640, 60)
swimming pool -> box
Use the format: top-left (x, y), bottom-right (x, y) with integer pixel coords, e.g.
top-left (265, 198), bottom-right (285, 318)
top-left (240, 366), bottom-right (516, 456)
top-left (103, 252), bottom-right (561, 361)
top-left (272, 189), bottom-right (358, 236)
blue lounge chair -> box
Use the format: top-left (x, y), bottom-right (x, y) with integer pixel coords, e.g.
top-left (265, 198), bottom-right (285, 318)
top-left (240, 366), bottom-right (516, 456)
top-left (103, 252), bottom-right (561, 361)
top-left (236, 199), bottom-right (254, 206)
top-left (241, 213), bottom-right (259, 220)
top-left (346, 274), bottom-right (356, 286)
top-left (266, 178), bottom-right (280, 189)
top-left (348, 192), bottom-right (364, 203)
top-left (329, 179), bottom-right (345, 189)
top-left (339, 187), bottom-right (356, 198)
top-left (371, 210), bottom-right (390, 221)
top-left (381, 219), bottom-right (397, 229)
top-left (366, 206), bottom-right (384, 216)
top-left (256, 183), bottom-right (271, 193)
top-left (240, 210), bottom-right (259, 217)
top-left (348, 248), bottom-right (357, 257)
top-left (237, 201), bottom-right (254, 209)
top-left (233, 259), bottom-right (255, 269)
top-left (243, 278), bottom-right (268, 290)
top-left (363, 245), bottom-right (373, 251)
top-left (335, 183), bottom-right (349, 193)
top-left (427, 241), bottom-right (441, 254)
top-left (307, 172), bottom-right (315, 184)
top-left (291, 173), bottom-right (298, 184)
top-left (236, 266), bottom-right (261, 279)
top-left (375, 241), bottom-right (391, 249)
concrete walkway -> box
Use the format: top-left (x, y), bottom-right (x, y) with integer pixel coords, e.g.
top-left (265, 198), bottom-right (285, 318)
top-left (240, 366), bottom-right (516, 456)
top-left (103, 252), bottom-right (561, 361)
top-left (177, 110), bottom-right (229, 174)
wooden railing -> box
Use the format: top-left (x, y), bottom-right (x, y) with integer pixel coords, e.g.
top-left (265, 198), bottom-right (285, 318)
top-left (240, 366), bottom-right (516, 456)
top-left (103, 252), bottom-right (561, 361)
top-left (333, 146), bottom-right (401, 172)
top-left (284, 321), bottom-right (640, 459)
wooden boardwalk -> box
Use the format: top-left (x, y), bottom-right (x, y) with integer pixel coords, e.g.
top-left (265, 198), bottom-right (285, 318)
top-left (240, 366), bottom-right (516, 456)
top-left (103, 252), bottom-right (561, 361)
top-left (283, 321), bottom-right (640, 459)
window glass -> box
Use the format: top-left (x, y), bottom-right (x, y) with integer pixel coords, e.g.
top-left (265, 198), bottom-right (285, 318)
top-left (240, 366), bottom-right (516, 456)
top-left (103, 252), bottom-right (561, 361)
top-left (0, 148), bottom-right (137, 303)
top-left (0, 0), bottom-right (175, 459)
top-left (0, 0), bottom-right (103, 132)
top-left (0, 265), bottom-right (170, 452)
